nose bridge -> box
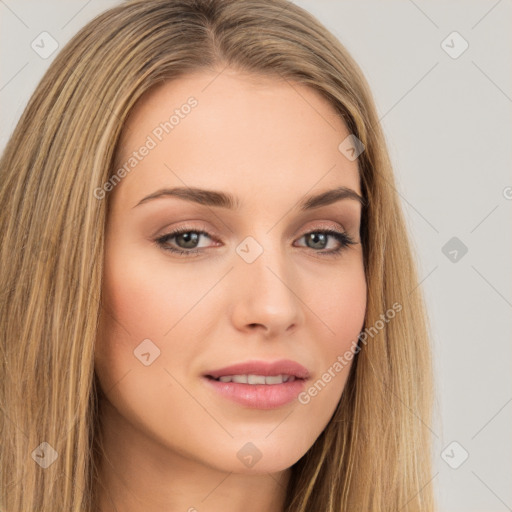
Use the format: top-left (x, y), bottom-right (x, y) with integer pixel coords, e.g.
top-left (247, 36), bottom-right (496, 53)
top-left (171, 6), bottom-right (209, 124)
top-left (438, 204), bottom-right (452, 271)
top-left (236, 232), bottom-right (288, 289)
top-left (231, 231), bottom-right (303, 334)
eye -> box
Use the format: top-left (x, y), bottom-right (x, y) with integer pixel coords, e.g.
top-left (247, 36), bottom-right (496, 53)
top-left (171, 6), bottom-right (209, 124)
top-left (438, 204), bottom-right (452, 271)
top-left (295, 229), bottom-right (356, 256)
top-left (154, 226), bottom-right (216, 256)
top-left (154, 226), bottom-right (356, 257)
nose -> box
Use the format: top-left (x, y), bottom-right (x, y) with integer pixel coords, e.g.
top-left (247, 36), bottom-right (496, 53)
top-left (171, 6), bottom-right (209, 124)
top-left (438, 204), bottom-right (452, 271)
top-left (230, 242), bottom-right (304, 338)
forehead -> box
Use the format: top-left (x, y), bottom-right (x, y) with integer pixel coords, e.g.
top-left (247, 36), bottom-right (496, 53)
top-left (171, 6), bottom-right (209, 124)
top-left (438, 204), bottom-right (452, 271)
top-left (112, 69), bottom-right (361, 208)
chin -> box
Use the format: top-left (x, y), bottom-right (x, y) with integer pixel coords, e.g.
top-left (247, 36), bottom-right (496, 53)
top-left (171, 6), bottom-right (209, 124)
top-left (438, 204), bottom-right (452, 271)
top-left (198, 435), bottom-right (313, 475)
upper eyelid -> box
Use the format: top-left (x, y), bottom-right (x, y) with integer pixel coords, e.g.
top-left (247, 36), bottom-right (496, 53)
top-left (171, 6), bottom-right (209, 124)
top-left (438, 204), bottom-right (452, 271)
top-left (157, 224), bottom-right (349, 237)
top-left (156, 217), bottom-right (354, 237)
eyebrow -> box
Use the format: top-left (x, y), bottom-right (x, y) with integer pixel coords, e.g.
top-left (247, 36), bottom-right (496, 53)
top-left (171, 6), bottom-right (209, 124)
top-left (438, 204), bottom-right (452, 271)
top-left (132, 185), bottom-right (366, 210)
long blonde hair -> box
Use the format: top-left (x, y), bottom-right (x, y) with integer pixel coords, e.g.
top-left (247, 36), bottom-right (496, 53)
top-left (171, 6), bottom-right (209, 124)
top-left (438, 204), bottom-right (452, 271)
top-left (0, 0), bottom-right (435, 510)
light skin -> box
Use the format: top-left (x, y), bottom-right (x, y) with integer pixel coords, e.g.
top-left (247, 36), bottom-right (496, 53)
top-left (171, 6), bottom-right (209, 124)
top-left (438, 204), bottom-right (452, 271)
top-left (94, 68), bottom-right (367, 512)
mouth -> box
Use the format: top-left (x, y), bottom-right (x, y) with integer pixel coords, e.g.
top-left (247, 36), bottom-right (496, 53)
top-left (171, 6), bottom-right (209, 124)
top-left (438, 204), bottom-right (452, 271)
top-left (202, 359), bottom-right (309, 409)
top-left (205, 374), bottom-right (301, 384)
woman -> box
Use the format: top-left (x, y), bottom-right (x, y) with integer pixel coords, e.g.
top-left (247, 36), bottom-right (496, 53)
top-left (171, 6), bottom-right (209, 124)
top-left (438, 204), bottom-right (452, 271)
top-left (0, 0), bottom-right (435, 510)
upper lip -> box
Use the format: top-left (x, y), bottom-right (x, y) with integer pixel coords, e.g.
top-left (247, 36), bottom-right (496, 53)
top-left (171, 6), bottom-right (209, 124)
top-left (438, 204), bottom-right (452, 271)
top-left (205, 359), bottom-right (310, 380)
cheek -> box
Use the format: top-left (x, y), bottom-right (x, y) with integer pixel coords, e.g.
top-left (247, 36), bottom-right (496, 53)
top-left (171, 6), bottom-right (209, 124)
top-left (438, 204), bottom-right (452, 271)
top-left (94, 243), bottom-right (226, 397)
top-left (94, 248), bottom-right (206, 450)
top-left (94, 246), bottom-right (171, 392)
top-left (296, 262), bottom-right (366, 417)
top-left (98, 249), bottom-right (213, 346)
top-left (314, 260), bottom-right (367, 353)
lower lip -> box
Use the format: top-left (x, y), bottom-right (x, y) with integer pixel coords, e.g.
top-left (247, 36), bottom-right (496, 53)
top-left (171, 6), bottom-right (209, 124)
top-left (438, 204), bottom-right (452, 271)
top-left (202, 376), bottom-right (307, 409)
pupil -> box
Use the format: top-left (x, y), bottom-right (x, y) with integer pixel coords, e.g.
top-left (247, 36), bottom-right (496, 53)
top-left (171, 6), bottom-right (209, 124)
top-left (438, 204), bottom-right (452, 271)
top-left (308, 233), bottom-right (326, 249)
top-left (177, 232), bottom-right (199, 248)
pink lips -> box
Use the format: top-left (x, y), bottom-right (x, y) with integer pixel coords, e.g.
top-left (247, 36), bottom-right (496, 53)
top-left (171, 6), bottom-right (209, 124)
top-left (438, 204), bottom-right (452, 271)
top-left (203, 359), bottom-right (310, 409)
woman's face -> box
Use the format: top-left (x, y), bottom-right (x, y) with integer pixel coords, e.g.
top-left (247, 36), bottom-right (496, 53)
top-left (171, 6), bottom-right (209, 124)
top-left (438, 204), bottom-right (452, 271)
top-left (95, 69), bottom-right (367, 475)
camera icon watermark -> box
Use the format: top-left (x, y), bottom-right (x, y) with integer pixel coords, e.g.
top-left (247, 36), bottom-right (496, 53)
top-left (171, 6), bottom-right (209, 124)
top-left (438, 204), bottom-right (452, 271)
top-left (31, 31), bottom-right (59, 59)
top-left (237, 442), bottom-right (262, 468)
top-left (31, 441), bottom-right (58, 469)
top-left (441, 441), bottom-right (469, 469)
top-left (134, 338), bottom-right (161, 366)
top-left (441, 236), bottom-right (468, 263)
top-left (236, 236), bottom-right (264, 264)
top-left (338, 134), bottom-right (365, 161)
top-left (441, 31), bottom-right (469, 59)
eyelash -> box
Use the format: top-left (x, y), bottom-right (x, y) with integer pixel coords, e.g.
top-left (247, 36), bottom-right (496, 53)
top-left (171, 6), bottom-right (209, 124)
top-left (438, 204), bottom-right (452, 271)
top-left (154, 225), bottom-right (356, 258)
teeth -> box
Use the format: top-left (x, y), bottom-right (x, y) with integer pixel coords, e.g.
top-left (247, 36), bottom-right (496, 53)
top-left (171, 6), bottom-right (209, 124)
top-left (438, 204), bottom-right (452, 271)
top-left (247, 374), bottom-right (266, 384)
top-left (215, 374), bottom-right (296, 385)
top-left (264, 375), bottom-right (283, 385)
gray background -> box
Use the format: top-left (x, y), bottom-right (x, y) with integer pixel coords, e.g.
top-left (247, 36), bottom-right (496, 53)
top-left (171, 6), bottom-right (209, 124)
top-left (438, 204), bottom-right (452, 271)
top-left (1, 1), bottom-right (511, 510)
